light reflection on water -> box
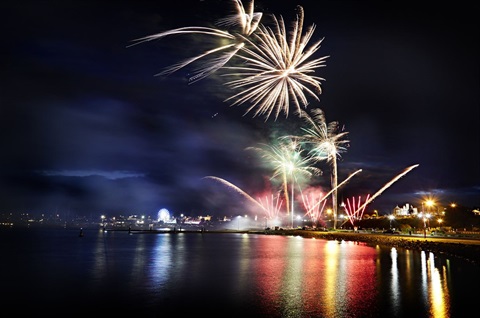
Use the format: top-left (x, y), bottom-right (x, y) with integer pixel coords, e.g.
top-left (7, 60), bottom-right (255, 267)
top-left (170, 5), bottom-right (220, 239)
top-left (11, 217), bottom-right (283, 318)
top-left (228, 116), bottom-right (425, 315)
top-left (390, 247), bottom-right (400, 315)
top-left (1, 228), bottom-right (476, 317)
top-left (427, 252), bottom-right (450, 318)
top-left (149, 233), bottom-right (457, 317)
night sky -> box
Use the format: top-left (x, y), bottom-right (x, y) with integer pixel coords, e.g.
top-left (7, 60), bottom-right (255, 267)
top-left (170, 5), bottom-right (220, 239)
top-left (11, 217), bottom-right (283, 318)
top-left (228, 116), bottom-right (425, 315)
top-left (1, 0), bottom-right (478, 218)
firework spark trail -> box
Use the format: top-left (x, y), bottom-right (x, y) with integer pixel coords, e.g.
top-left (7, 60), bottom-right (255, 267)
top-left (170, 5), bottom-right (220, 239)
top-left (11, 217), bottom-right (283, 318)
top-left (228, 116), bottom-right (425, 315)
top-left (353, 164), bottom-right (420, 215)
top-left (223, 6), bottom-right (329, 121)
top-left (308, 169), bottom-right (363, 211)
top-left (301, 190), bottom-right (327, 224)
top-left (128, 0), bottom-right (262, 83)
top-left (203, 176), bottom-right (267, 212)
top-left (247, 141), bottom-right (321, 216)
top-left (216, 0), bottom-right (262, 36)
top-left (293, 107), bottom-right (350, 230)
top-left (344, 195), bottom-right (370, 227)
top-left (257, 193), bottom-right (283, 220)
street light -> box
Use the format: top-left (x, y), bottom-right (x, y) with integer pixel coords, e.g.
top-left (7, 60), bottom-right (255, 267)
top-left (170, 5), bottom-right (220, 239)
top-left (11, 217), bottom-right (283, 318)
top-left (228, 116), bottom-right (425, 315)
top-left (425, 199), bottom-right (435, 215)
top-left (450, 203), bottom-right (457, 215)
top-left (418, 212), bottom-right (431, 238)
top-left (437, 218), bottom-right (443, 229)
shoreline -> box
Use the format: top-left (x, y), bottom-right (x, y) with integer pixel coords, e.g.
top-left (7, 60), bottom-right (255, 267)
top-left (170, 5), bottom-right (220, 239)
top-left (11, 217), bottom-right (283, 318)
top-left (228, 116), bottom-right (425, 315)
top-left (130, 228), bottom-right (480, 265)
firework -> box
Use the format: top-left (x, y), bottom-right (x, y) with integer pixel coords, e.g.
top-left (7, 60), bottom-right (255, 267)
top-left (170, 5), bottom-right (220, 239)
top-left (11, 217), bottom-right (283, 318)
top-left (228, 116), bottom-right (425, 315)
top-left (128, 0), bottom-right (262, 83)
top-left (216, 0), bottom-right (262, 36)
top-left (296, 108), bottom-right (349, 161)
top-left (203, 176), bottom-right (267, 213)
top-left (343, 195), bottom-right (370, 227)
top-left (300, 187), bottom-right (327, 227)
top-left (308, 169), bottom-right (363, 212)
top-left (353, 164), bottom-right (420, 215)
top-left (247, 139), bottom-right (321, 219)
top-left (257, 192), bottom-right (284, 222)
top-left (223, 6), bottom-right (329, 120)
top-left (292, 107), bottom-right (349, 229)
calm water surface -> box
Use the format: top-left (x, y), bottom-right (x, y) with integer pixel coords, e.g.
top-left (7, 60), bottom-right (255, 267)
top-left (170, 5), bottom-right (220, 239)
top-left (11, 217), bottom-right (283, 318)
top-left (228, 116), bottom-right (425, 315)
top-left (1, 227), bottom-right (479, 317)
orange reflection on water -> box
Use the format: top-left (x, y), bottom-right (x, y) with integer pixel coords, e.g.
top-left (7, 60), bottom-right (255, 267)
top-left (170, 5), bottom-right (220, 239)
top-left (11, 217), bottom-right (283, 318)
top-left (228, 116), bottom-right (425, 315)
top-left (321, 240), bottom-right (378, 317)
top-left (323, 240), bottom-right (340, 317)
top-left (383, 247), bottom-right (450, 318)
top-left (426, 252), bottom-right (450, 318)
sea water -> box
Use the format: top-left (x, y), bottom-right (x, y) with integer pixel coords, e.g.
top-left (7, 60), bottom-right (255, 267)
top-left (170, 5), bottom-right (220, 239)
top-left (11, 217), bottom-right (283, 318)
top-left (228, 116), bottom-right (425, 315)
top-left (1, 226), bottom-right (478, 317)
